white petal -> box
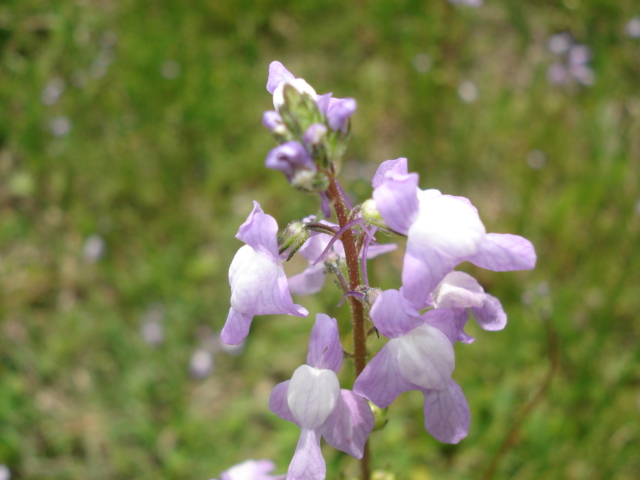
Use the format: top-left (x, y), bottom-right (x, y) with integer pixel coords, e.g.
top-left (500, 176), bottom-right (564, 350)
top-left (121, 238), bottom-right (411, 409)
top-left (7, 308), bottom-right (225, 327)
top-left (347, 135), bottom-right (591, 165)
top-left (287, 365), bottom-right (340, 429)
top-left (411, 193), bottom-right (485, 259)
top-left (273, 78), bottom-right (318, 110)
top-left (229, 246), bottom-right (280, 313)
top-left (388, 325), bottom-right (455, 391)
top-left (434, 271), bottom-right (485, 309)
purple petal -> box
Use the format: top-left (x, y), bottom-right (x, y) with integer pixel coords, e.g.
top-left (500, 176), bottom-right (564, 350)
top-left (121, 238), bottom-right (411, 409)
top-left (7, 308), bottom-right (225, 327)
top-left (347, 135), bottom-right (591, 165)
top-left (470, 294), bottom-right (507, 331)
top-left (467, 233), bottom-right (536, 271)
top-left (307, 314), bottom-right (343, 372)
top-left (263, 111), bottom-right (283, 132)
top-left (434, 271), bottom-right (485, 309)
top-left (288, 264), bottom-right (326, 296)
top-left (267, 61), bottom-right (295, 94)
top-left (422, 380), bottom-right (470, 444)
top-left (424, 308), bottom-right (474, 344)
top-left (547, 63), bottom-right (568, 85)
top-left (422, 308), bottom-right (458, 344)
top-left (315, 93), bottom-right (333, 114)
top-left (370, 289), bottom-right (422, 339)
top-left (236, 201), bottom-right (279, 259)
top-left (221, 308), bottom-right (253, 345)
top-left (287, 429), bottom-right (325, 480)
top-left (365, 242), bottom-right (397, 259)
top-left (401, 242), bottom-right (456, 309)
top-left (297, 233), bottom-right (343, 263)
top-left (269, 380), bottom-right (298, 425)
top-left (353, 345), bottom-right (415, 408)
top-left (319, 192), bottom-right (331, 218)
top-left (320, 390), bottom-right (374, 459)
top-left (373, 173), bottom-right (420, 235)
top-left (303, 123), bottom-right (328, 146)
top-left (371, 158), bottom-right (409, 189)
top-left (326, 97), bottom-right (357, 131)
top-left (265, 141), bottom-right (315, 183)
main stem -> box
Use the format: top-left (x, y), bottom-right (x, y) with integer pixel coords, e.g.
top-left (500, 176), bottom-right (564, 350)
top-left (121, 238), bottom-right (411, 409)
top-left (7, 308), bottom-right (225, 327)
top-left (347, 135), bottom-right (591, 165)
top-left (326, 178), bottom-right (371, 480)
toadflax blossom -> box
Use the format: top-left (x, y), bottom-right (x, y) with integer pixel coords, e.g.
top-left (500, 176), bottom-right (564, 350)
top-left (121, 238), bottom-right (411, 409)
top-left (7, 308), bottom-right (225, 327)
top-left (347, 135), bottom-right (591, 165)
top-left (266, 61), bottom-right (357, 132)
top-left (370, 158), bottom-right (536, 308)
top-left (221, 201), bottom-right (308, 345)
top-left (269, 314), bottom-right (374, 480)
top-left (288, 223), bottom-right (396, 296)
top-left (353, 289), bottom-right (471, 444)
top-left (211, 459), bottom-right (283, 480)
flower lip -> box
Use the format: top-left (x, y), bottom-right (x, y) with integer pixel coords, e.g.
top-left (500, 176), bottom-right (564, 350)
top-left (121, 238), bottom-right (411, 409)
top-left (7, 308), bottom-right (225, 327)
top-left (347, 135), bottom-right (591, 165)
top-left (387, 324), bottom-right (455, 391)
top-left (287, 365), bottom-right (341, 429)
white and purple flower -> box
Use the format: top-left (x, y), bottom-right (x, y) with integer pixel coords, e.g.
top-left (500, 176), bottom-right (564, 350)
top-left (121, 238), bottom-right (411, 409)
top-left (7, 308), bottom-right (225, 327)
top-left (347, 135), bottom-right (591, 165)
top-left (370, 158), bottom-right (536, 308)
top-left (353, 289), bottom-right (470, 443)
top-left (221, 201), bottom-right (308, 345)
top-left (269, 314), bottom-right (374, 480)
top-left (265, 61), bottom-right (357, 133)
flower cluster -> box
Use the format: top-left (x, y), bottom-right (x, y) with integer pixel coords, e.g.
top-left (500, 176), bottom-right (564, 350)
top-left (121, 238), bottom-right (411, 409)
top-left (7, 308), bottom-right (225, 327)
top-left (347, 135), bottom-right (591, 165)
top-left (546, 32), bottom-right (595, 87)
top-left (220, 62), bottom-right (536, 480)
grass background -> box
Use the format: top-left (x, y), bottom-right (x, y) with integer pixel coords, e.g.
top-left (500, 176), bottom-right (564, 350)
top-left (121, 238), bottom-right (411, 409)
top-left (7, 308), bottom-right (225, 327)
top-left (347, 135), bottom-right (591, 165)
top-left (1, 0), bottom-right (639, 479)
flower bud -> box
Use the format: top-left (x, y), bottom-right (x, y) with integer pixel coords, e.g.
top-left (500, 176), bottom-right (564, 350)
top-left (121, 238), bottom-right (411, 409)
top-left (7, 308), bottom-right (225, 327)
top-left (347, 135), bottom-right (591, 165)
top-left (326, 97), bottom-right (356, 132)
top-left (303, 123), bottom-right (328, 146)
top-left (278, 84), bottom-right (324, 137)
top-left (304, 123), bottom-right (329, 168)
top-left (361, 199), bottom-right (388, 229)
top-left (369, 401), bottom-right (389, 432)
top-left (273, 78), bottom-right (317, 111)
top-left (279, 221), bottom-right (309, 260)
top-left (291, 170), bottom-right (329, 194)
top-left (265, 141), bottom-right (316, 184)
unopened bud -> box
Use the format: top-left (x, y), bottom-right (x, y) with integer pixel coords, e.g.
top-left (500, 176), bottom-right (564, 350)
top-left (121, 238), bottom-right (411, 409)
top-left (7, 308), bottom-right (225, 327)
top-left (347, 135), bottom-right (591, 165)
top-left (304, 123), bottom-right (328, 146)
top-left (279, 221), bottom-right (309, 260)
top-left (361, 199), bottom-right (387, 228)
top-left (291, 170), bottom-right (329, 194)
top-left (370, 401), bottom-right (389, 432)
top-left (266, 141), bottom-right (316, 185)
top-left (273, 79), bottom-right (317, 111)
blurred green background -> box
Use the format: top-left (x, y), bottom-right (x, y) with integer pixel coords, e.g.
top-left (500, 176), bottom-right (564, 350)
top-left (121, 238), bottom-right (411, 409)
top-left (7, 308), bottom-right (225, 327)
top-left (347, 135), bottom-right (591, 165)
top-left (1, 0), bottom-right (639, 479)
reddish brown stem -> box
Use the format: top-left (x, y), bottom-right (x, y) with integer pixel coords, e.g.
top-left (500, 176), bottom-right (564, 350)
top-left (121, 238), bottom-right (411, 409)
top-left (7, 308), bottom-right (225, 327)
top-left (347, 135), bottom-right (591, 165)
top-left (326, 178), bottom-right (371, 480)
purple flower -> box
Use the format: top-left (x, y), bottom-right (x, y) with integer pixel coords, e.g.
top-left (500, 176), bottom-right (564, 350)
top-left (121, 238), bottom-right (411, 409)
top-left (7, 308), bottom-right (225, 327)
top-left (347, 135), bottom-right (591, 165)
top-left (371, 158), bottom-right (536, 308)
top-left (288, 224), bottom-right (396, 296)
top-left (431, 271), bottom-right (508, 343)
top-left (316, 94), bottom-right (357, 132)
top-left (353, 289), bottom-right (470, 444)
top-left (221, 201), bottom-right (308, 345)
top-left (262, 111), bottom-right (285, 134)
top-left (266, 62), bottom-right (357, 131)
top-left (269, 314), bottom-right (374, 480)
top-left (546, 34), bottom-right (595, 87)
top-left (212, 459), bottom-right (282, 480)
top-left (265, 141), bottom-right (316, 184)
top-left (267, 61), bottom-right (317, 110)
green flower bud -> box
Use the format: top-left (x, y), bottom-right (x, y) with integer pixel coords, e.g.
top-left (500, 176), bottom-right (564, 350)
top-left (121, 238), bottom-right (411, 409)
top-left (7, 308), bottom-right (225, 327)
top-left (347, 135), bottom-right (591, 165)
top-left (278, 221), bottom-right (309, 260)
top-left (361, 199), bottom-right (388, 229)
top-left (370, 401), bottom-right (389, 432)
